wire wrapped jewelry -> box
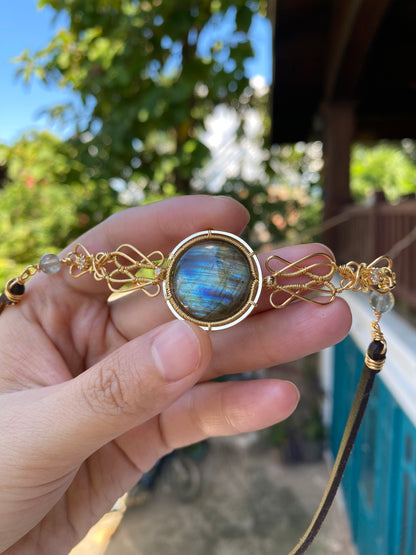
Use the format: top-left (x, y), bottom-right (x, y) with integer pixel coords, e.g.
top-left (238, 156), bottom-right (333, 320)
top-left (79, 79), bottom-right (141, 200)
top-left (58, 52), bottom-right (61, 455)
top-left (0, 229), bottom-right (396, 331)
top-left (0, 228), bottom-right (397, 554)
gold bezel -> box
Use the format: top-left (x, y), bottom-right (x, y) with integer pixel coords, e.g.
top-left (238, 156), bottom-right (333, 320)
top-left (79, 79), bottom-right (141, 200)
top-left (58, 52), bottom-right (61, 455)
top-left (162, 230), bottom-right (262, 331)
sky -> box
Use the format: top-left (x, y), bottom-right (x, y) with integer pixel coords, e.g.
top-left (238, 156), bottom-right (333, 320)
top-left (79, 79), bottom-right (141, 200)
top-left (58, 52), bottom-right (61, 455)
top-left (0, 1), bottom-right (72, 143)
top-left (0, 1), bottom-right (272, 145)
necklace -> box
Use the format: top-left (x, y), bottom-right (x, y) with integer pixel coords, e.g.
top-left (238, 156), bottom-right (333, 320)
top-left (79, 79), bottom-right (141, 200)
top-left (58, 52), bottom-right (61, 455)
top-left (1, 229), bottom-right (395, 329)
top-left (0, 229), bottom-right (397, 554)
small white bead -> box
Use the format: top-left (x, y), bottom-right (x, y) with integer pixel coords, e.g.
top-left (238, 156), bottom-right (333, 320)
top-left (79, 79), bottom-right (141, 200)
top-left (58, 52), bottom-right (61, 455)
top-left (39, 254), bottom-right (61, 275)
top-left (369, 291), bottom-right (395, 313)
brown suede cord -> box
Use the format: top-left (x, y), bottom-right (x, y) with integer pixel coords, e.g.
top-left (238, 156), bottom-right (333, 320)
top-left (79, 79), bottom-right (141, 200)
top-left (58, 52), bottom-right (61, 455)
top-left (289, 346), bottom-right (382, 554)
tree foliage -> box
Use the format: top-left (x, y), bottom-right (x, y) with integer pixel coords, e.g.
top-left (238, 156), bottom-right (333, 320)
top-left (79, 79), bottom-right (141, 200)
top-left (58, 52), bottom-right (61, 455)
top-left (16, 0), bottom-right (265, 194)
top-left (223, 141), bottom-right (324, 248)
top-left (1, 1), bottom-right (272, 281)
top-left (351, 142), bottom-right (416, 203)
top-left (0, 131), bottom-right (121, 281)
top-left (8, 1), bottom-right (414, 286)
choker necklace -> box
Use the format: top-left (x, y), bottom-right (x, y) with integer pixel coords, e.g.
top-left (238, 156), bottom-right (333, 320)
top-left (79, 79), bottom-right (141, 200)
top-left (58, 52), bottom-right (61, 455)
top-left (0, 230), bottom-right (397, 554)
top-left (1, 229), bottom-right (395, 330)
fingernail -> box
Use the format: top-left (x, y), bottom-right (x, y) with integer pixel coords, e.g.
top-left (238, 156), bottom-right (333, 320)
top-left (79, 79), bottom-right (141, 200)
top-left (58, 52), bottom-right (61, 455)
top-left (152, 321), bottom-right (201, 382)
top-left (284, 380), bottom-right (301, 406)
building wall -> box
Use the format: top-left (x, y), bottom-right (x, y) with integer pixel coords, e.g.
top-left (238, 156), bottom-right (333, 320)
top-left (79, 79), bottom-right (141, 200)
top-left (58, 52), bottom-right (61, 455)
top-left (321, 292), bottom-right (416, 555)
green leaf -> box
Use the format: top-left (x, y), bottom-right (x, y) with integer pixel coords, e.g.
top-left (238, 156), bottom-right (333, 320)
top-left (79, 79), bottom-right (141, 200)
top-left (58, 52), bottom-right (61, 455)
top-left (235, 5), bottom-right (253, 33)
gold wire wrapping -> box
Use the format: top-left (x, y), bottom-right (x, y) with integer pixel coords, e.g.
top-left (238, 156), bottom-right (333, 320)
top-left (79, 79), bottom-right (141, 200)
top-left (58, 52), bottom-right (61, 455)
top-left (370, 316), bottom-right (385, 342)
top-left (17, 265), bottom-right (40, 284)
top-left (365, 349), bottom-right (386, 371)
top-left (263, 250), bottom-right (393, 373)
top-left (364, 314), bottom-right (388, 371)
top-left (337, 256), bottom-right (396, 294)
top-left (61, 244), bottom-right (166, 297)
top-left (264, 253), bottom-right (338, 309)
top-left (0, 233), bottom-right (397, 317)
top-left (4, 280), bottom-right (24, 304)
top-left (264, 253), bottom-right (396, 309)
top-left (3, 265), bottom-right (41, 305)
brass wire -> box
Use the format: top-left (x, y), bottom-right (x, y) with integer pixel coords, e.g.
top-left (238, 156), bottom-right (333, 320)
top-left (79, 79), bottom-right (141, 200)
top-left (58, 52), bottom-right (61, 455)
top-left (264, 252), bottom-right (395, 309)
top-left (4, 280), bottom-right (24, 304)
top-left (0, 237), bottom-right (396, 314)
top-left (61, 243), bottom-right (166, 297)
top-left (0, 231), bottom-right (398, 555)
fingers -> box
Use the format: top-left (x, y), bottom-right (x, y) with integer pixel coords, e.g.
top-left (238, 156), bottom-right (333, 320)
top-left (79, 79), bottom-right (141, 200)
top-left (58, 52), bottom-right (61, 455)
top-left (114, 378), bottom-right (300, 472)
top-left (109, 297), bottom-right (351, 384)
top-left (161, 379), bottom-right (300, 448)
top-left (5, 321), bottom-right (212, 473)
top-left (207, 297), bottom-right (351, 379)
top-left (54, 195), bottom-right (250, 297)
top-left (114, 297), bottom-right (350, 389)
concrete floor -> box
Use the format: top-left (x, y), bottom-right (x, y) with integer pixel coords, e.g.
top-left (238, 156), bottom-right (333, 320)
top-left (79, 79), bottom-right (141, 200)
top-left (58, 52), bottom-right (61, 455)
top-left (98, 434), bottom-right (356, 555)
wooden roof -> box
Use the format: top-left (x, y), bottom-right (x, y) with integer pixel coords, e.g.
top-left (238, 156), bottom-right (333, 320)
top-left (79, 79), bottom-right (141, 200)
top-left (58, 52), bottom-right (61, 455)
top-left (270, 0), bottom-right (416, 143)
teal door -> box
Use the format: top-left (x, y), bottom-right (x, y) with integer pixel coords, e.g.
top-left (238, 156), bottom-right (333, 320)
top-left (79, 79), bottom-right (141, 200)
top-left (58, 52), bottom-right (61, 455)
top-left (331, 336), bottom-right (416, 554)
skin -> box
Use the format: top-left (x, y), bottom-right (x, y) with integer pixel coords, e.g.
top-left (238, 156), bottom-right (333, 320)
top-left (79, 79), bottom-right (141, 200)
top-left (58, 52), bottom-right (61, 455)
top-left (0, 196), bottom-right (351, 555)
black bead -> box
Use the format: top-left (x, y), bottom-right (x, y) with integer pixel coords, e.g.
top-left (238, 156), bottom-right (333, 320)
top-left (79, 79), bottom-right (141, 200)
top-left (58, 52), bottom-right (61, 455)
top-left (10, 282), bottom-right (25, 296)
top-left (367, 340), bottom-right (386, 361)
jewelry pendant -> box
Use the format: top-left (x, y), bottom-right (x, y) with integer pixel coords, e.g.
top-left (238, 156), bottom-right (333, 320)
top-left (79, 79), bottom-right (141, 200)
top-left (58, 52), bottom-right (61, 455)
top-left (163, 231), bottom-right (262, 330)
top-left (0, 230), bottom-right (396, 334)
top-left (0, 227), bottom-right (398, 555)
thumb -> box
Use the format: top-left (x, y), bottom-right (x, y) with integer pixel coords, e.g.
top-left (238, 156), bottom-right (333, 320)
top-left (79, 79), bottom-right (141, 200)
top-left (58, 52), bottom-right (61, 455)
top-left (24, 320), bottom-right (212, 466)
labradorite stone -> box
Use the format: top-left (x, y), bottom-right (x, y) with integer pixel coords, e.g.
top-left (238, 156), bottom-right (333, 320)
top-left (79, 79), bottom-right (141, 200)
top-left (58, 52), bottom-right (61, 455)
top-left (171, 240), bottom-right (252, 323)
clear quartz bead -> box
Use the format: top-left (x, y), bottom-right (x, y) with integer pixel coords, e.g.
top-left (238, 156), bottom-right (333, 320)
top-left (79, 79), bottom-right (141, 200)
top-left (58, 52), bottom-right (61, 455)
top-left (39, 254), bottom-right (61, 274)
top-left (369, 291), bottom-right (395, 313)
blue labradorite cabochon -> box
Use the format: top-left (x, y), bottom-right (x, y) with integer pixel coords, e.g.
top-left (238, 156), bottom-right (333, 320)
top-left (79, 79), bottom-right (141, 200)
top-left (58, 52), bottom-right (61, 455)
top-left (171, 239), bottom-right (252, 323)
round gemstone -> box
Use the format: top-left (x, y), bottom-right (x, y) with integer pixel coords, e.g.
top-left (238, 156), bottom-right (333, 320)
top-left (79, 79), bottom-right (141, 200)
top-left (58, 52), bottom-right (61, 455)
top-left (369, 291), bottom-right (395, 313)
top-left (39, 254), bottom-right (61, 274)
top-left (171, 240), bottom-right (252, 323)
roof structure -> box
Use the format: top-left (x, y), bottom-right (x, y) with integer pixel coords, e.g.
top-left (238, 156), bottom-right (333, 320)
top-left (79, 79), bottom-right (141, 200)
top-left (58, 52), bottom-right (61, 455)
top-left (270, 0), bottom-right (416, 144)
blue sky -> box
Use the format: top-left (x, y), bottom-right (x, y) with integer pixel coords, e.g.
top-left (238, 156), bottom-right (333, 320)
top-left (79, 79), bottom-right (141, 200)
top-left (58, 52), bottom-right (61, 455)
top-left (0, 2), bottom-right (272, 145)
top-left (0, 1), bottom-right (72, 144)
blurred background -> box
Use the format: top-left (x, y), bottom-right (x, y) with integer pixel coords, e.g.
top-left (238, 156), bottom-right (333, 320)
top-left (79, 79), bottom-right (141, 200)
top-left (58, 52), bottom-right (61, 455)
top-left (1, 1), bottom-right (416, 554)
top-left (2, 0), bottom-right (415, 284)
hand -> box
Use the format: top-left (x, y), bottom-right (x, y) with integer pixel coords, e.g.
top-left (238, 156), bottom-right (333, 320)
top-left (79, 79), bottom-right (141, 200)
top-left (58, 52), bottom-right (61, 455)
top-left (0, 196), bottom-right (351, 554)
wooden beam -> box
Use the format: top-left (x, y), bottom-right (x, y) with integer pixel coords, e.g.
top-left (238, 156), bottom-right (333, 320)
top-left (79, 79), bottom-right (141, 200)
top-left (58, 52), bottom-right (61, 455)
top-left (321, 101), bottom-right (355, 249)
top-left (325, 0), bottom-right (391, 100)
top-left (324, 0), bottom-right (363, 99)
top-left (335, 0), bottom-right (392, 98)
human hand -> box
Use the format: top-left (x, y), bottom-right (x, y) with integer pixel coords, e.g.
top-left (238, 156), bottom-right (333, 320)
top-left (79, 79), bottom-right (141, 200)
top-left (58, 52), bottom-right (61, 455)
top-left (0, 196), bottom-right (351, 554)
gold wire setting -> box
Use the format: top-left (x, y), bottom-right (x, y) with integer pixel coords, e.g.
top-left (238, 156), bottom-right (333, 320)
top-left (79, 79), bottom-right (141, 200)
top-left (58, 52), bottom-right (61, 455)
top-left (163, 230), bottom-right (262, 331)
top-left (365, 312), bottom-right (388, 371)
top-left (1, 230), bottom-right (396, 344)
top-left (264, 253), bottom-right (337, 308)
top-left (61, 244), bottom-right (166, 297)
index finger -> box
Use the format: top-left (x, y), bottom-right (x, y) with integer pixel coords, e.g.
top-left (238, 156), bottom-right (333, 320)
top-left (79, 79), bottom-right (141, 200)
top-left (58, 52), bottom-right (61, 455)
top-left (31, 195), bottom-right (250, 298)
